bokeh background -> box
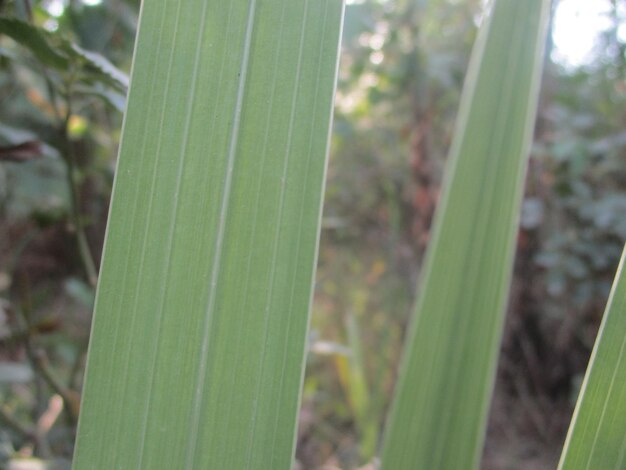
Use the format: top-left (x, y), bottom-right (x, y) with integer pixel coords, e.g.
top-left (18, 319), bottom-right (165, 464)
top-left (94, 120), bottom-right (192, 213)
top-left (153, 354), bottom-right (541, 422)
top-left (1, 0), bottom-right (625, 468)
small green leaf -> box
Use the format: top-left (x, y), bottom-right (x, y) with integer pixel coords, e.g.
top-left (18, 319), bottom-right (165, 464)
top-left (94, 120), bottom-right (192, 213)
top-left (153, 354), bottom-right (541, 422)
top-left (0, 17), bottom-right (69, 69)
top-left (0, 17), bottom-right (128, 92)
top-left (64, 43), bottom-right (129, 91)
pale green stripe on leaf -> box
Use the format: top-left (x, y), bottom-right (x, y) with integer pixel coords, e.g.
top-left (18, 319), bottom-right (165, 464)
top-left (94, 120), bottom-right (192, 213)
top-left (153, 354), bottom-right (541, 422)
top-left (558, 245), bottom-right (626, 470)
top-left (73, 1), bottom-right (344, 469)
top-left (380, 0), bottom-right (550, 468)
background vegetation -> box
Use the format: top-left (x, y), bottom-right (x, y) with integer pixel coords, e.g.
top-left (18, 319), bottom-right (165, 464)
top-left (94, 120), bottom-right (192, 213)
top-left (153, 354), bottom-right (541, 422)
top-left (0, 0), bottom-right (625, 468)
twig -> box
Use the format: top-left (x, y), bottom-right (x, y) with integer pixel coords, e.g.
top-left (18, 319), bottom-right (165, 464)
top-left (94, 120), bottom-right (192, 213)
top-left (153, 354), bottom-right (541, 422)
top-left (42, 70), bottom-right (63, 123)
top-left (27, 346), bottom-right (79, 423)
top-left (15, 300), bottom-right (80, 425)
top-left (37, 394), bottom-right (64, 436)
top-left (22, 0), bottom-right (32, 21)
top-left (0, 405), bottom-right (36, 440)
top-left (62, 91), bottom-right (98, 287)
top-left (0, 405), bottom-right (53, 458)
top-left (68, 341), bottom-right (88, 390)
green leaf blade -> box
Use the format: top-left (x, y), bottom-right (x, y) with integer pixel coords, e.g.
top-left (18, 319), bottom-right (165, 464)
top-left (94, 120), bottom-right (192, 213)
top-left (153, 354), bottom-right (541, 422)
top-left (380, 1), bottom-right (550, 468)
top-left (0, 17), bottom-right (128, 91)
top-left (0, 17), bottom-right (69, 68)
top-left (67, 44), bottom-right (129, 91)
top-left (73, 1), bottom-right (344, 469)
top-left (558, 245), bottom-right (626, 470)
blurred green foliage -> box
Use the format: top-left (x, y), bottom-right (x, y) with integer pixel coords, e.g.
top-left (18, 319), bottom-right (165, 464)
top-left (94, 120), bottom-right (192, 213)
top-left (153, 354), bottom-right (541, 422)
top-left (0, 1), bottom-right (135, 467)
top-left (0, 0), bottom-right (625, 468)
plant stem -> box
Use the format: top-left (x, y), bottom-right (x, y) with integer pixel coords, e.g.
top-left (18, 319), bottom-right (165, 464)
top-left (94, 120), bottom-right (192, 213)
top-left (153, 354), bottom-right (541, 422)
top-left (22, 0), bottom-right (32, 21)
top-left (62, 84), bottom-right (98, 287)
top-left (27, 345), bottom-right (79, 423)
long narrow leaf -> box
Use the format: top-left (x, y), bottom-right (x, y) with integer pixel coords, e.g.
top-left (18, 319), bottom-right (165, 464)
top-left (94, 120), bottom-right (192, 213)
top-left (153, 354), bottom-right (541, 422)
top-left (558, 245), bottom-right (626, 470)
top-left (380, 0), bottom-right (549, 468)
top-left (73, 1), bottom-right (344, 468)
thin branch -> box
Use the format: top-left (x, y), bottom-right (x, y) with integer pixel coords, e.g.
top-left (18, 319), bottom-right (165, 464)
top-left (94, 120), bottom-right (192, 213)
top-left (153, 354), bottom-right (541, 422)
top-left (0, 406), bottom-right (36, 440)
top-left (62, 92), bottom-right (99, 287)
top-left (68, 341), bottom-right (88, 390)
top-left (27, 346), bottom-right (79, 424)
top-left (15, 300), bottom-right (80, 425)
top-left (22, 0), bottom-right (32, 21)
